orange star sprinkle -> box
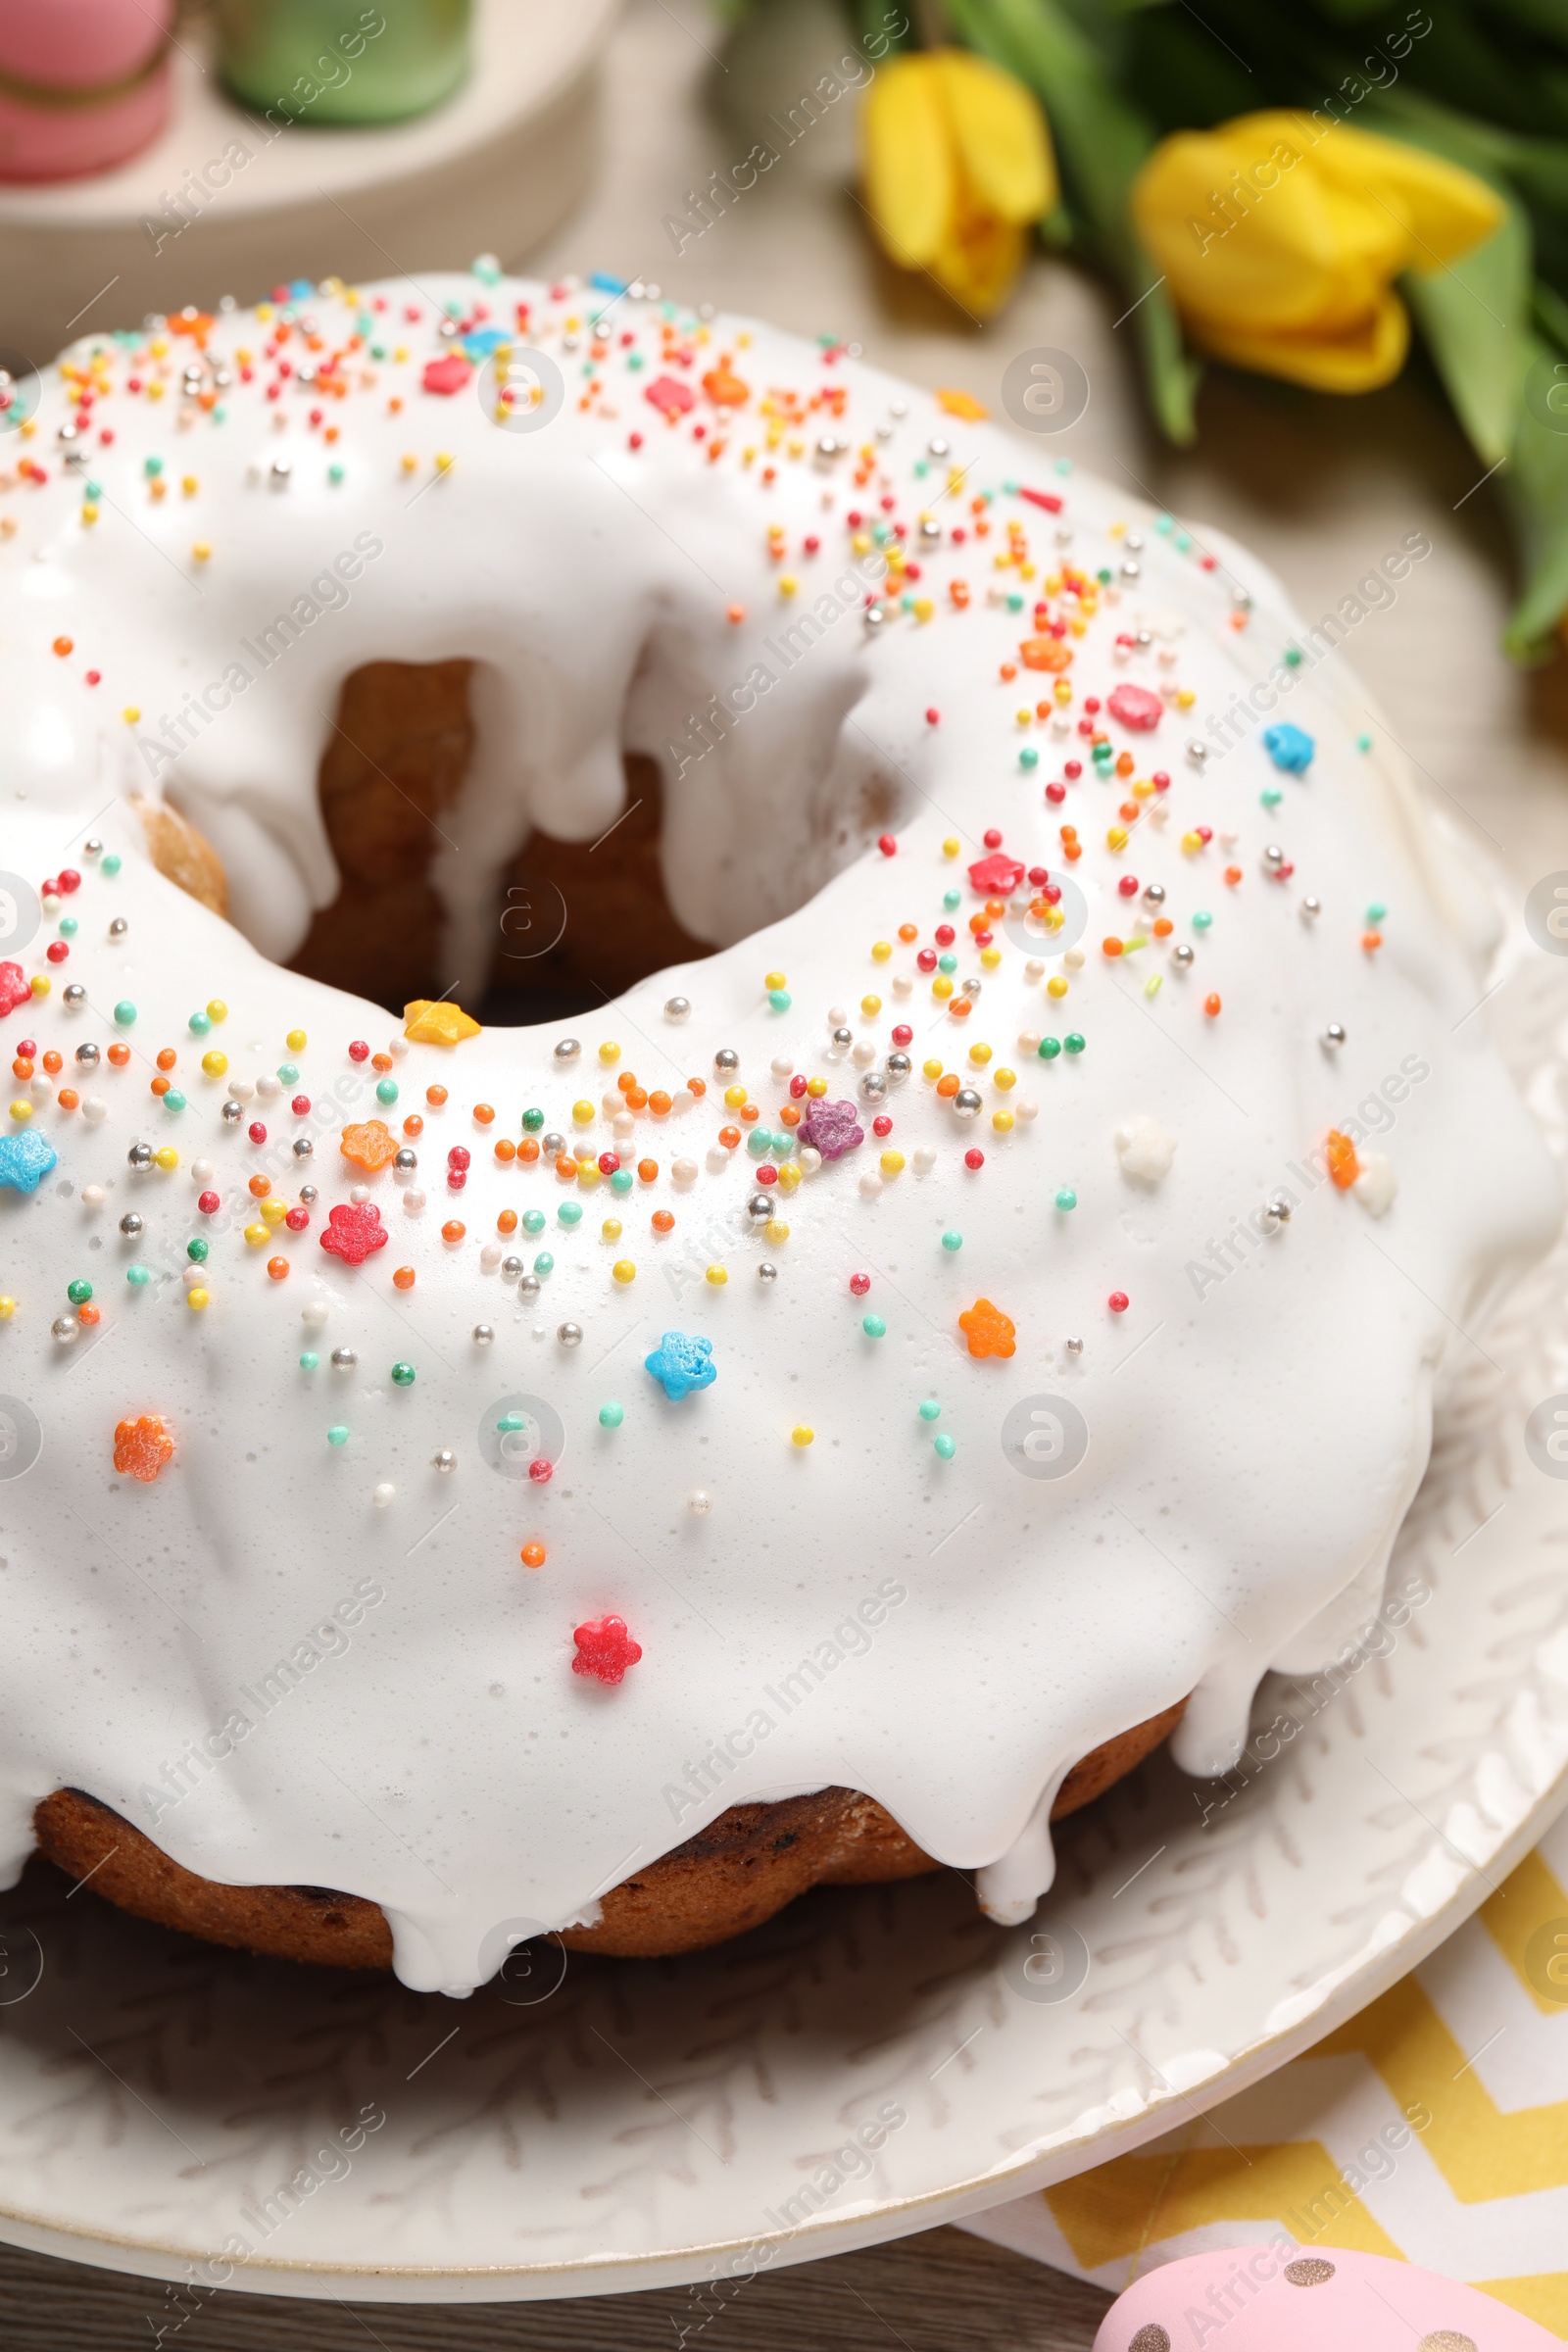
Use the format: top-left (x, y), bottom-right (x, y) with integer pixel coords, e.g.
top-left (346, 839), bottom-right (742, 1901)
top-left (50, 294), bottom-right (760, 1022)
top-left (114, 1414), bottom-right (173, 1483)
top-left (1326, 1129), bottom-right (1360, 1190)
top-left (339, 1118), bottom-right (399, 1173)
top-left (958, 1298), bottom-right (1016, 1359)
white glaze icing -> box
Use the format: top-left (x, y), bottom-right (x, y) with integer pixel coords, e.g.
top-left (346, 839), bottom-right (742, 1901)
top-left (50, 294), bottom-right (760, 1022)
top-left (0, 270), bottom-right (1558, 1992)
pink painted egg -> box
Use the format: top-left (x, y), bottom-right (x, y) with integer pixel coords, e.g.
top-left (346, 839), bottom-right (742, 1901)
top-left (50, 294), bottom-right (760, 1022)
top-left (1095, 2244), bottom-right (1558, 2352)
top-left (0, 0), bottom-right (174, 183)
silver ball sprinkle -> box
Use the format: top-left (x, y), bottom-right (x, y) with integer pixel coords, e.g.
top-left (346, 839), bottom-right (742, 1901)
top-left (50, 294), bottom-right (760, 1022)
top-left (109, 916), bottom-right (127, 938)
top-left (557, 1321), bottom-right (583, 1348)
top-left (83, 837), bottom-right (102, 857)
top-left (330, 1347), bottom-right (357, 1370)
top-left (919, 516), bottom-right (941, 541)
top-left (746, 1193), bottom-right (773, 1222)
top-left (394, 1148), bottom-right (417, 1174)
top-left (1125, 532), bottom-right (1145, 553)
top-left (221, 1100), bottom-right (243, 1122)
top-left (270, 455), bottom-right (291, 485)
top-left (553, 1038), bottom-right (580, 1062)
top-left (126, 1141), bottom-right (153, 1169)
top-left (292, 1136), bottom-right (314, 1158)
top-left (713, 1047), bottom-right (740, 1074)
top-left (1186, 739), bottom-right (1209, 764)
top-left (118, 1211), bottom-right (143, 1237)
top-left (960, 977), bottom-right (981, 999)
top-left (1172, 943), bottom-right (1195, 968)
top-left (431, 1448), bottom-right (457, 1473)
top-left (1142, 882), bottom-right (1166, 906)
top-left (757, 1261), bottom-right (778, 1282)
top-left (927, 435), bottom-right (950, 458)
top-left (952, 1088), bottom-right (983, 1119)
top-left (52, 1315), bottom-right (80, 1346)
top-left (63, 983), bottom-right (85, 1007)
top-left (863, 603), bottom-right (886, 631)
top-left (75, 1042), bottom-right (100, 1065)
top-left (501, 1254), bottom-right (524, 1279)
top-left (299, 1184), bottom-right (318, 1205)
top-left (1300, 894), bottom-right (1322, 920)
top-left (885, 1051), bottom-right (911, 1083)
top-left (1120, 559), bottom-right (1141, 581)
top-left (1323, 1021), bottom-right (1347, 1049)
top-left (472, 1323), bottom-right (495, 1346)
top-left (831, 1025), bottom-right (854, 1050)
top-left (663, 995), bottom-right (691, 1023)
top-left (858, 1070), bottom-right (888, 1102)
top-left (1263, 844), bottom-right (1287, 868)
top-left (1064, 1336), bottom-right (1084, 1354)
top-left (542, 1132), bottom-right (565, 1159)
top-left (518, 1273), bottom-right (542, 1299)
top-left (1264, 1196), bottom-right (1294, 1230)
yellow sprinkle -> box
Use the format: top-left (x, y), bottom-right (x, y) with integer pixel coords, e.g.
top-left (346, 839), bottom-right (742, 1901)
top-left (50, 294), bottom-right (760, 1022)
top-left (776, 1161), bottom-right (802, 1192)
top-left (860, 994), bottom-right (881, 1016)
top-left (1054, 678), bottom-right (1072, 705)
top-left (1015, 709), bottom-right (1032, 726)
top-left (806, 1075), bottom-right (827, 1098)
top-left (763, 1217), bottom-right (789, 1245)
top-left (612, 1259), bottom-right (636, 1284)
top-left (577, 1162), bottom-right (601, 1189)
top-left (1107, 825), bottom-right (1128, 851)
top-left (880, 1149), bottom-right (905, 1175)
top-left (922, 1058), bottom-right (943, 1081)
top-left (979, 946), bottom-right (1002, 969)
top-left (244, 1222), bottom-right (269, 1247)
top-left (779, 574), bottom-right (797, 597)
top-left (181, 474), bottom-right (197, 496)
top-left (602, 1217), bottom-right (622, 1240)
top-left (1047, 976), bottom-right (1068, 999)
top-left (81, 505), bottom-right (99, 525)
top-left (912, 598), bottom-right (933, 622)
top-left (764, 969), bottom-right (785, 990)
top-left (192, 542), bottom-right (212, 563)
top-left (1182, 830), bottom-right (1202, 854)
top-left (571, 1099), bottom-right (594, 1124)
top-left (598, 1040), bottom-right (620, 1064)
top-left (29, 975), bottom-right (49, 998)
top-left (260, 1198), bottom-right (287, 1225)
top-left (994, 1068), bottom-right (1016, 1091)
top-left (435, 453), bottom-right (456, 473)
top-left (943, 837), bottom-right (959, 858)
top-left (402, 998), bottom-right (480, 1047)
top-left (202, 1052), bottom-right (227, 1085)
top-left (1177, 688), bottom-right (1196, 709)
top-left (400, 453), bottom-right (418, 473)
top-left (932, 976), bottom-right (954, 1000)
top-left (207, 1000), bottom-right (228, 1023)
top-left (791, 1424), bottom-right (813, 1447)
top-left (8, 1100), bottom-right (30, 1123)
top-left (0, 1298), bottom-right (14, 1319)
top-left (706, 1264), bottom-right (728, 1286)
top-left (992, 1109), bottom-right (1014, 1133)
top-left (724, 1084), bottom-right (746, 1109)
top-left (186, 1287), bottom-right (209, 1309)
top-left (870, 942), bottom-right (891, 963)
top-left (122, 706), bottom-right (140, 723)
top-left (154, 1146), bottom-right (178, 1170)
top-left (1145, 973), bottom-right (1163, 999)
top-left (969, 1043), bottom-right (992, 1065)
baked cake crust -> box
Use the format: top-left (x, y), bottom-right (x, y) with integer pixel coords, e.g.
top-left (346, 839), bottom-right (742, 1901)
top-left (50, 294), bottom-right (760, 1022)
top-left (34, 1700), bottom-right (1182, 1970)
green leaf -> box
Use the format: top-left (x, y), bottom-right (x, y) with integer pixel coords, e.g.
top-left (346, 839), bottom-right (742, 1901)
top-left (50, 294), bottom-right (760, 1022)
top-left (942, 0), bottom-right (1200, 438)
top-left (1502, 328), bottom-right (1568, 657)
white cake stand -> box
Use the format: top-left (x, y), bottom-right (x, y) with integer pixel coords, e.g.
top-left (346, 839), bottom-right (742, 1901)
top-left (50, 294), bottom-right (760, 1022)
top-left (0, 0), bottom-right (615, 365)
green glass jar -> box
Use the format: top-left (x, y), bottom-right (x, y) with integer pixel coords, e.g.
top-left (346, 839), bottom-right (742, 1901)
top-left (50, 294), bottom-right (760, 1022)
top-left (216, 0), bottom-right (470, 126)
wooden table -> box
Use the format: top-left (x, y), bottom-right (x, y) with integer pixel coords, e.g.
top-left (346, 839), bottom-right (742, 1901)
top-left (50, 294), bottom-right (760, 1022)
top-left (6, 0), bottom-right (1562, 2339)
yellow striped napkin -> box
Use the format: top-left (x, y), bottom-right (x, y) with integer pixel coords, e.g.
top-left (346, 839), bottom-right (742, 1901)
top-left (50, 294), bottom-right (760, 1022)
top-left (965, 1808), bottom-right (1568, 2336)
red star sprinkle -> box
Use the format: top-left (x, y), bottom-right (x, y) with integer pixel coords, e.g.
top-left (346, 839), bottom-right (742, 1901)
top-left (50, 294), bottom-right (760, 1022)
top-left (113, 1414), bottom-right (173, 1483)
top-left (1106, 683), bottom-right (1162, 731)
top-left (318, 1200), bottom-right (389, 1266)
top-left (644, 374), bottom-right (696, 418)
top-left (0, 962), bottom-right (29, 1017)
top-left (421, 354), bottom-right (472, 396)
top-left (967, 852), bottom-right (1025, 896)
top-left (571, 1615), bottom-right (643, 1686)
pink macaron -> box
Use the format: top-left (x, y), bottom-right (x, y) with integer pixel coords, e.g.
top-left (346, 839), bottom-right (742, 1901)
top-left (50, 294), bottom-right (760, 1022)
top-left (1095, 2243), bottom-right (1557, 2352)
top-left (0, 0), bottom-right (174, 183)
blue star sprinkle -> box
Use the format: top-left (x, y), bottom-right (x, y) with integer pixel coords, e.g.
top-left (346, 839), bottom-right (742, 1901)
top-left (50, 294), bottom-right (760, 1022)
top-left (0, 1130), bottom-right (57, 1194)
top-left (1262, 722), bottom-right (1315, 773)
top-left (644, 1331), bottom-right (716, 1401)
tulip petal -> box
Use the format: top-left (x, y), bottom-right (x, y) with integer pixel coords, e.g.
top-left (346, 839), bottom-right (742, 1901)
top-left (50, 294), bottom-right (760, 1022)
top-left (860, 54), bottom-right (955, 270)
top-left (1306, 121), bottom-right (1505, 270)
top-left (1183, 287), bottom-right (1410, 393)
top-left (931, 47), bottom-right (1056, 225)
top-left (931, 204), bottom-right (1029, 320)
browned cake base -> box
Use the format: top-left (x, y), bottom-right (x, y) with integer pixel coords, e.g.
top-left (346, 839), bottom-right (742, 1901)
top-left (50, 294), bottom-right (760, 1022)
top-left (33, 1702), bottom-right (1183, 1972)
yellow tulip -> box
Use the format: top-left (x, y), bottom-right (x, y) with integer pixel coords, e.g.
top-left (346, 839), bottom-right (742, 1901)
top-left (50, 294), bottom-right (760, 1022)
top-left (1132, 111), bottom-right (1504, 392)
top-left (860, 50), bottom-right (1056, 320)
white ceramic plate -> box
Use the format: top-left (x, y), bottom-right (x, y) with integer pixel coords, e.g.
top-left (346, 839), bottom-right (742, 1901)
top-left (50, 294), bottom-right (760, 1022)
top-left (0, 960), bottom-right (1563, 2308)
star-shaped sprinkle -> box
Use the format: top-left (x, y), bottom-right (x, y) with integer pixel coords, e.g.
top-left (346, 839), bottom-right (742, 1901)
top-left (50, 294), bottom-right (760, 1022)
top-left (403, 999), bottom-right (481, 1046)
top-left (1106, 683), bottom-right (1162, 731)
top-left (701, 363), bottom-right (750, 406)
top-left (421, 353), bottom-right (472, 396)
top-left (958, 1298), bottom-right (1016, 1359)
top-left (339, 1118), bottom-right (399, 1172)
top-left (0, 962), bottom-right (29, 1018)
top-left (113, 1414), bottom-right (173, 1483)
top-left (644, 1331), bottom-right (715, 1400)
top-left (1262, 721), bottom-right (1315, 772)
top-left (798, 1099), bottom-right (863, 1160)
top-left (967, 851), bottom-right (1025, 895)
top-left (571, 1614), bottom-right (643, 1686)
top-left (0, 1129), bottom-right (56, 1193)
top-left (644, 374), bottom-right (696, 417)
top-left (318, 1200), bottom-right (389, 1266)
